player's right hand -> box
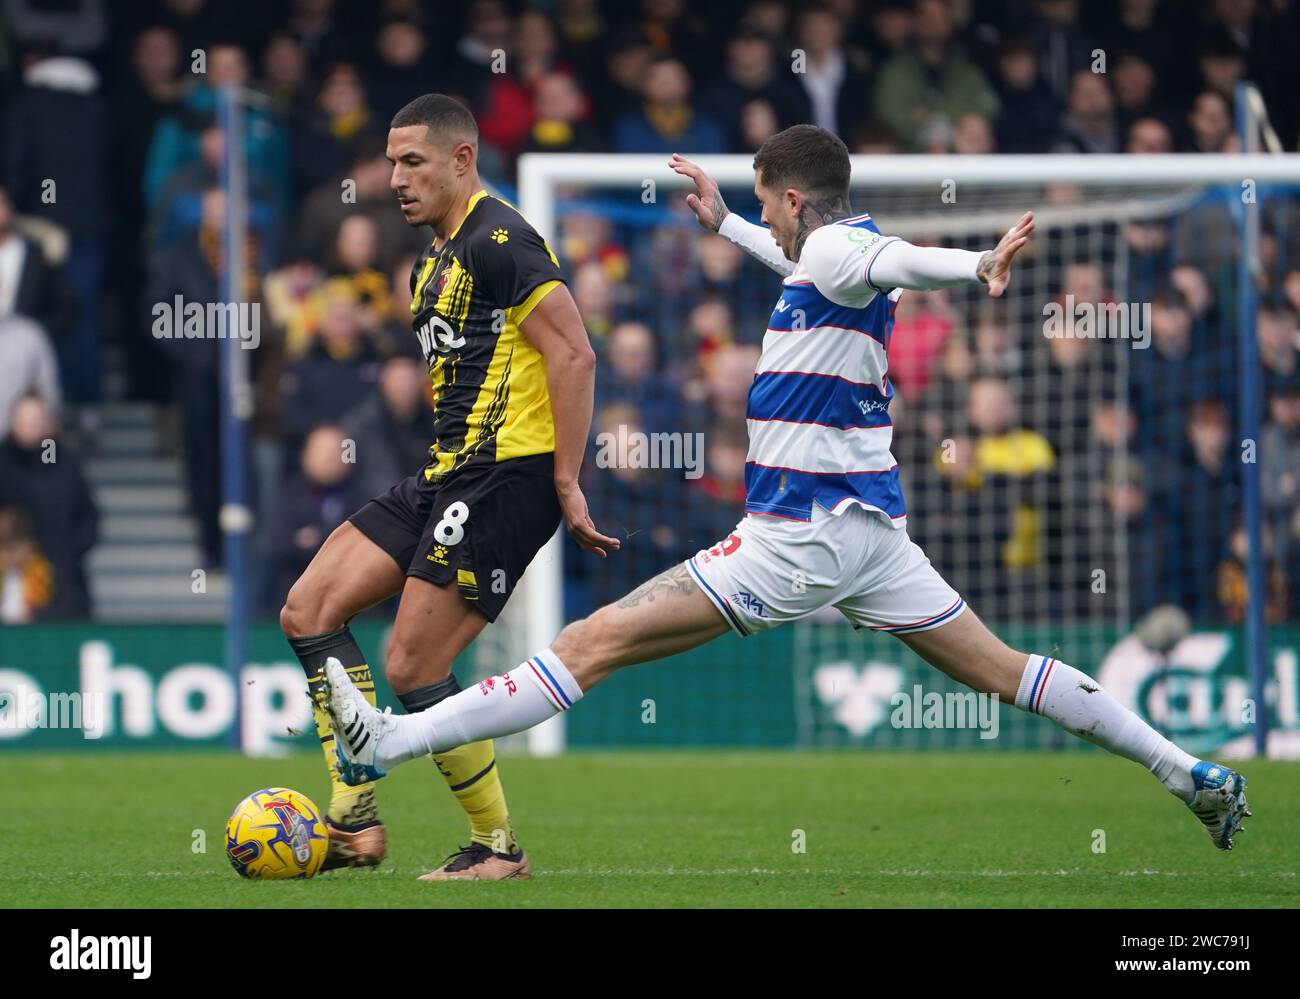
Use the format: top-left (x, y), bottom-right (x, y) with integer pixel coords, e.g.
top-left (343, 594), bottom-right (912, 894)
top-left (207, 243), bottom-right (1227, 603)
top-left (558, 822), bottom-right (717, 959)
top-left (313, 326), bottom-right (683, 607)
top-left (556, 480), bottom-right (621, 558)
top-left (669, 153), bottom-right (729, 232)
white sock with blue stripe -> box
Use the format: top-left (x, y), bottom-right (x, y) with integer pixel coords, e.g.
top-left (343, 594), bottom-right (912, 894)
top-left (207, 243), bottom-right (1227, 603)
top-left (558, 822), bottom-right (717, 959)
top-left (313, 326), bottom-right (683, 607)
top-left (376, 649), bottom-right (583, 769)
top-left (1015, 655), bottom-right (1197, 801)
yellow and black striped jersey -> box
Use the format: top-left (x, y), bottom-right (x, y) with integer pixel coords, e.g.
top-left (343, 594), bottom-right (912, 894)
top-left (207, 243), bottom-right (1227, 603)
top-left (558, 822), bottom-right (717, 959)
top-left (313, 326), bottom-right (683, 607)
top-left (408, 190), bottom-right (565, 479)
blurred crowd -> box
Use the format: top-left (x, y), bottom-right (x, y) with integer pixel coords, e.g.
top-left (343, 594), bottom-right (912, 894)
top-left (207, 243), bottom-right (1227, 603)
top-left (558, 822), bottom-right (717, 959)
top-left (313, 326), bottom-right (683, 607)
top-left (0, 0), bottom-right (1298, 624)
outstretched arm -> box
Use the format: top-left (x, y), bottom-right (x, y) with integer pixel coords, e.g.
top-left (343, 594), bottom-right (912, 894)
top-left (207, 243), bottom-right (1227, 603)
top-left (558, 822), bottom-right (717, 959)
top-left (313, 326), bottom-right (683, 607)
top-left (868, 212), bottom-right (1036, 296)
top-left (669, 153), bottom-right (796, 277)
top-left (804, 211), bottom-right (1036, 304)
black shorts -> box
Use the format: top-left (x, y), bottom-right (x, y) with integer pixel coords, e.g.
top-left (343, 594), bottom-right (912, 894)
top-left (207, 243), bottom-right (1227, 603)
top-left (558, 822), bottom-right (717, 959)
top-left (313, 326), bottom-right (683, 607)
top-left (348, 453), bottom-right (562, 622)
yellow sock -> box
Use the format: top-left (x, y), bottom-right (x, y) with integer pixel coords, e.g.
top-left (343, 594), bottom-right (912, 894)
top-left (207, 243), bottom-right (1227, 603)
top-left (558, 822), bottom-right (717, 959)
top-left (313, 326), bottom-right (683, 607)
top-left (307, 662), bottom-right (380, 827)
top-left (431, 740), bottom-right (518, 853)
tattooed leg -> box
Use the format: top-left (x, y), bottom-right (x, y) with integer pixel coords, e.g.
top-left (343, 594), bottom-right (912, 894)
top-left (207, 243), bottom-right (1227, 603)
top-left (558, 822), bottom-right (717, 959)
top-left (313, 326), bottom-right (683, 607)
top-left (554, 563), bottom-right (731, 690)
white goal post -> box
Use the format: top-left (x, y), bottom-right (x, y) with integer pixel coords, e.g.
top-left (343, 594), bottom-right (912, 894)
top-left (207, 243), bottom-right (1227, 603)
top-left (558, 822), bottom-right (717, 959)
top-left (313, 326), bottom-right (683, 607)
top-left (515, 148), bottom-right (1300, 757)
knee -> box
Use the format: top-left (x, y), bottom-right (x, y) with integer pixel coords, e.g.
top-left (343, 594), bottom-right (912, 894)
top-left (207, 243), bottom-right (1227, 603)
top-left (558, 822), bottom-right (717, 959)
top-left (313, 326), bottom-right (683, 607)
top-left (279, 581), bottom-right (344, 638)
top-left (551, 611), bottom-right (622, 688)
top-left (384, 629), bottom-right (454, 694)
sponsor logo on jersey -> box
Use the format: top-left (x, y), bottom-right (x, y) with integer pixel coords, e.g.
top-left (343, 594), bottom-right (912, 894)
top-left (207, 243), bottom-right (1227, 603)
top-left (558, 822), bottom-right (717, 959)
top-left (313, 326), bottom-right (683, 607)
top-left (731, 590), bottom-right (766, 617)
top-left (707, 534), bottom-right (742, 558)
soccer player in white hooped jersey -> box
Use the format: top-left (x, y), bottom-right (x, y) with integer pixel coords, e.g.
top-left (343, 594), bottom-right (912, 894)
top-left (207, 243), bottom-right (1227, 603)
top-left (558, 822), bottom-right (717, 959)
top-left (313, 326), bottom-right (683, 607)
top-left (321, 125), bottom-right (1251, 851)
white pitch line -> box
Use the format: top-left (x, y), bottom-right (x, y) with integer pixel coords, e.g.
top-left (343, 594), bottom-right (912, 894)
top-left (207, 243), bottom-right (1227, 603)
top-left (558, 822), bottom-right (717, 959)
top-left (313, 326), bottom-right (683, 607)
top-left (1, 868), bottom-right (1293, 881)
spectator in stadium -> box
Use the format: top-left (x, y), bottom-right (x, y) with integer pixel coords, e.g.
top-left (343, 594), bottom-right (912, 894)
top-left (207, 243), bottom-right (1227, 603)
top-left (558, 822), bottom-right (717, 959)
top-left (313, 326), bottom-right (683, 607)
top-left (329, 215), bottom-right (396, 345)
top-left (917, 330), bottom-right (975, 442)
top-left (477, 9), bottom-right (573, 163)
top-left (1184, 90), bottom-right (1237, 153)
top-left (1168, 397), bottom-right (1239, 618)
top-left (991, 37), bottom-right (1060, 154)
top-left (1098, 456), bottom-right (1176, 616)
top-left (340, 354), bottom-right (435, 503)
top-left (269, 423), bottom-right (368, 607)
top-left (693, 233), bottom-right (770, 331)
top-left (1100, 0), bottom-right (1178, 91)
top-left (551, 0), bottom-right (609, 86)
top-left (149, 121), bottom-right (277, 254)
top-left (791, 3), bottom-right (874, 139)
top-left (698, 25), bottom-right (811, 152)
top-left (440, 0), bottom-right (514, 111)
top-left (944, 375), bottom-right (1058, 608)
top-left (596, 320), bottom-right (679, 434)
top-left (1196, 32), bottom-right (1248, 100)
top-left (581, 401), bottom-right (686, 606)
top-left (684, 341), bottom-right (757, 431)
top-left (0, 394), bottom-right (97, 618)
top-left (0, 314), bottom-right (61, 441)
top-left (1131, 289), bottom-right (1197, 455)
top-left (112, 26), bottom-right (185, 402)
top-left (871, 0), bottom-right (998, 152)
top-left (1216, 522), bottom-right (1289, 625)
top-left (950, 113), bottom-right (996, 155)
top-left (682, 423), bottom-right (750, 547)
top-left (571, 260), bottom-right (618, 341)
top-left (1126, 117), bottom-right (1175, 154)
top-left (971, 307), bottom-right (1024, 379)
top-left (277, 280), bottom-right (383, 449)
top-left (1257, 307), bottom-right (1299, 381)
top-left (863, 0), bottom-right (913, 67)
top-left (678, 296), bottom-right (738, 386)
top-left (589, 26), bottom-right (653, 138)
top-left (0, 506), bottom-right (55, 624)
top-left (847, 118), bottom-right (902, 155)
top-left (2, 47), bottom-right (109, 408)
top-left (517, 72), bottom-right (602, 157)
top-left (737, 98), bottom-right (779, 152)
top-left (294, 131), bottom-right (424, 273)
top-left (1285, 269), bottom-right (1300, 317)
top-left (282, 0), bottom-right (358, 68)
top-left (1052, 69), bottom-right (1121, 155)
top-left (292, 62), bottom-right (375, 193)
top-left (366, 19), bottom-right (431, 119)
top-left (612, 55), bottom-right (726, 155)
top-left (1261, 376), bottom-right (1300, 580)
top-left (1111, 52), bottom-right (1165, 138)
top-left (885, 288), bottom-right (955, 397)
top-left (0, 185), bottom-right (75, 339)
top-left (743, 0), bottom-right (794, 45)
top-left (259, 31), bottom-right (311, 115)
top-left (143, 43), bottom-right (290, 213)
top-left (1026, 0), bottom-right (1098, 105)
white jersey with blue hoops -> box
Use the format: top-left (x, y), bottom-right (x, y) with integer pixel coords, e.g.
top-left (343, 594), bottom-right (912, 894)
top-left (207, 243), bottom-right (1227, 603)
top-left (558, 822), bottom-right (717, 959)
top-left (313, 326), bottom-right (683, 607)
top-left (746, 214), bottom-right (907, 526)
top-left (688, 210), bottom-right (983, 639)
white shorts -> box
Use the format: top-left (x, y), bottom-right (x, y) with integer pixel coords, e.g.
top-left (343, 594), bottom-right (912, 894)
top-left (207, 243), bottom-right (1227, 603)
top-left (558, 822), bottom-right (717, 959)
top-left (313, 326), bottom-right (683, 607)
top-left (685, 504), bottom-right (965, 637)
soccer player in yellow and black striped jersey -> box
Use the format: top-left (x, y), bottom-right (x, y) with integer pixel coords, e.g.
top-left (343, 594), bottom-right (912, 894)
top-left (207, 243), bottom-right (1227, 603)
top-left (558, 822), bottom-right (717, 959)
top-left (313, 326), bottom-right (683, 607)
top-left (280, 93), bottom-right (618, 880)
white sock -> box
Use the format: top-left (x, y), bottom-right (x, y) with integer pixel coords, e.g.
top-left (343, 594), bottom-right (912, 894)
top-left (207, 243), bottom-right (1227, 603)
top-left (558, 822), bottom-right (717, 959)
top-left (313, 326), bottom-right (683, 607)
top-left (376, 649), bottom-right (583, 771)
top-left (1015, 655), bottom-right (1198, 801)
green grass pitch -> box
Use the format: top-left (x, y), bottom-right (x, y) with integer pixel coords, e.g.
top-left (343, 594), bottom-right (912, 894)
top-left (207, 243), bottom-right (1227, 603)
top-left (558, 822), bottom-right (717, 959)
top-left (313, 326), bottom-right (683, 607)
top-left (5, 751), bottom-right (1297, 908)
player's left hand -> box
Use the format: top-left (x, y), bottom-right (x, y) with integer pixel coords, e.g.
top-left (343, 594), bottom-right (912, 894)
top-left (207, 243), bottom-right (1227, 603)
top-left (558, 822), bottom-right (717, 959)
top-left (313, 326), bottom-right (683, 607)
top-left (556, 480), bottom-right (621, 558)
top-left (977, 210), bottom-right (1035, 298)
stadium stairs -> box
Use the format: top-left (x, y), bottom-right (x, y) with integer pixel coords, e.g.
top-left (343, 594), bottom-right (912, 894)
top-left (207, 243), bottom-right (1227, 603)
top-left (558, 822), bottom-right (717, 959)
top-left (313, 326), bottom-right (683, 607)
top-left (83, 348), bottom-right (227, 622)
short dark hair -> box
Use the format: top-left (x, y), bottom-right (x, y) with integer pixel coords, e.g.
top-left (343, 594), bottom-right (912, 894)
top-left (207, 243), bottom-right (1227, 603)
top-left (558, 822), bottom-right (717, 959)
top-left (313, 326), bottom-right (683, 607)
top-left (390, 93), bottom-right (478, 147)
top-left (752, 124), bottom-right (850, 205)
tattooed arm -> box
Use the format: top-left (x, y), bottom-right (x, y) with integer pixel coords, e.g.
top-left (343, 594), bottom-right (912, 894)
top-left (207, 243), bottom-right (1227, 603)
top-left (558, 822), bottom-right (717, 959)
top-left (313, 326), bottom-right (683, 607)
top-left (670, 153), bottom-right (796, 277)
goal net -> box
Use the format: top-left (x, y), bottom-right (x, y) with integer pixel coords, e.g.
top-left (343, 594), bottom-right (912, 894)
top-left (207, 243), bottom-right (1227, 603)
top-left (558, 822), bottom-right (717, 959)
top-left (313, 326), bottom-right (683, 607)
top-left (504, 150), bottom-right (1299, 757)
